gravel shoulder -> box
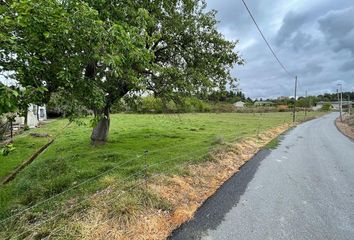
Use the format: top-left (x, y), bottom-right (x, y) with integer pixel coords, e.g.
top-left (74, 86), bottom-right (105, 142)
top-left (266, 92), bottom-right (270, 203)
top-left (336, 114), bottom-right (354, 140)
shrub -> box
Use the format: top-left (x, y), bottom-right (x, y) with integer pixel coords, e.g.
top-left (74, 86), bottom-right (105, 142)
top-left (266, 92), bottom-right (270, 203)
top-left (0, 144), bottom-right (15, 156)
top-left (321, 103), bottom-right (332, 111)
top-left (111, 99), bottom-right (129, 113)
top-left (211, 102), bottom-right (235, 112)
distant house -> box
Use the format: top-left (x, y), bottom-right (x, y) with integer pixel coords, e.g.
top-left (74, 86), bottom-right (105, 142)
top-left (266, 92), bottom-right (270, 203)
top-left (233, 101), bottom-right (245, 108)
top-left (254, 101), bottom-right (274, 107)
top-left (14, 104), bottom-right (47, 128)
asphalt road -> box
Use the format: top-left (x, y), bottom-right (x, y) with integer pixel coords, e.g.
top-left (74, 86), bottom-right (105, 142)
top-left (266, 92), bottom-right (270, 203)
top-left (169, 113), bottom-right (354, 240)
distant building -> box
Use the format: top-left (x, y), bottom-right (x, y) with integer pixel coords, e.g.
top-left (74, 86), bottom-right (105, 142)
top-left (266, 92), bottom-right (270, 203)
top-left (254, 101), bottom-right (274, 106)
top-left (14, 104), bottom-right (47, 128)
top-left (233, 101), bottom-right (245, 108)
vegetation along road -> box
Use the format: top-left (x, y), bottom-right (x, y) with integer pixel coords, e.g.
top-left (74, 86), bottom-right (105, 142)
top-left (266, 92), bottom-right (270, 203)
top-left (170, 112), bottom-right (354, 240)
top-left (0, 112), bottom-right (320, 239)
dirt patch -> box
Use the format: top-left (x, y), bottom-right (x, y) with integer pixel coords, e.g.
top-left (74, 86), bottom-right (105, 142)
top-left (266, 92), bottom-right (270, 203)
top-left (336, 115), bottom-right (354, 140)
top-left (71, 123), bottom-right (292, 240)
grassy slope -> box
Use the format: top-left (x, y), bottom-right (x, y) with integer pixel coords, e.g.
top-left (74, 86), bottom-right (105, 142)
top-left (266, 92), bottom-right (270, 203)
top-left (0, 112), bottom-right (321, 221)
top-left (0, 120), bottom-right (70, 181)
top-left (0, 136), bottom-right (48, 180)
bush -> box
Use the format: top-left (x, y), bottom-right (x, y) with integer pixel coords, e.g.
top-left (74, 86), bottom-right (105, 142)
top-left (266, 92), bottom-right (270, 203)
top-left (0, 144), bottom-right (16, 156)
top-left (179, 98), bottom-right (211, 113)
top-left (138, 96), bottom-right (164, 113)
top-left (211, 102), bottom-right (235, 112)
top-left (321, 102), bottom-right (332, 111)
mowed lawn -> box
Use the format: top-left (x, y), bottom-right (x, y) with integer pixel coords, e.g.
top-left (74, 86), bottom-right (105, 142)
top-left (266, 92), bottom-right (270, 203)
top-left (0, 112), bottom-right (321, 221)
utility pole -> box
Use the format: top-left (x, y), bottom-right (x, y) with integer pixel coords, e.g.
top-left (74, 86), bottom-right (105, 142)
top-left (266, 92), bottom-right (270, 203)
top-left (337, 83), bottom-right (342, 122)
top-left (304, 90), bottom-right (308, 118)
top-left (348, 95), bottom-right (351, 115)
top-left (293, 76), bottom-right (297, 123)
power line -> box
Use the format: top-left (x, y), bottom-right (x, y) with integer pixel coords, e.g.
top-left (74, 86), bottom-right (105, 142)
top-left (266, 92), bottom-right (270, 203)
top-left (240, 0), bottom-right (293, 78)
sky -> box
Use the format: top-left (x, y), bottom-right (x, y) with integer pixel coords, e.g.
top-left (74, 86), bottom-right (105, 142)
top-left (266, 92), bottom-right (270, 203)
top-left (206, 0), bottom-right (354, 99)
top-left (1, 0), bottom-right (353, 99)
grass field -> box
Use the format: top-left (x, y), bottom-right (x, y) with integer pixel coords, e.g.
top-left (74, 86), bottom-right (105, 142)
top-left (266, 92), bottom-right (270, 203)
top-left (0, 112), bottom-right (323, 237)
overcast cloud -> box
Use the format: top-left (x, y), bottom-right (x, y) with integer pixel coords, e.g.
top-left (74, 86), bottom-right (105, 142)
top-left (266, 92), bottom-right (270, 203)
top-left (206, 0), bottom-right (354, 99)
top-left (1, 1), bottom-right (353, 99)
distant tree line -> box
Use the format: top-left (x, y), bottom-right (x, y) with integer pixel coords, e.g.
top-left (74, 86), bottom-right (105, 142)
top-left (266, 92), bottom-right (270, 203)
top-left (271, 91), bottom-right (354, 108)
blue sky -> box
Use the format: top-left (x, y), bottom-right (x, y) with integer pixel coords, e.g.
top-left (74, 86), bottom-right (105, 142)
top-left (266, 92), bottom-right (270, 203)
top-left (206, 0), bottom-right (354, 99)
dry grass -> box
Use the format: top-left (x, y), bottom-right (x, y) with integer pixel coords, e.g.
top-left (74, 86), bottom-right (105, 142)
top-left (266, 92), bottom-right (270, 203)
top-left (336, 114), bottom-right (354, 140)
top-left (66, 123), bottom-right (292, 240)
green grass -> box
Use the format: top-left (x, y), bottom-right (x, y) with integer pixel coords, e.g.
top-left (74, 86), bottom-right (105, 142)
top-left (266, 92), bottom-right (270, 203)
top-left (0, 120), bottom-right (71, 181)
top-left (0, 136), bottom-right (48, 180)
top-left (0, 112), bottom-right (323, 237)
top-left (264, 137), bottom-right (280, 149)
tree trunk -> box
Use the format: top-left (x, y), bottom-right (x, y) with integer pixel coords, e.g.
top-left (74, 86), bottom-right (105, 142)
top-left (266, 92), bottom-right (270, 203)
top-left (24, 112), bottom-right (28, 129)
top-left (91, 106), bottom-right (110, 145)
top-left (37, 106), bottom-right (39, 121)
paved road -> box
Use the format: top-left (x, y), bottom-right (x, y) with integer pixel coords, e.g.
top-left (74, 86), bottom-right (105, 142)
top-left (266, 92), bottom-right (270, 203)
top-left (169, 113), bottom-right (354, 240)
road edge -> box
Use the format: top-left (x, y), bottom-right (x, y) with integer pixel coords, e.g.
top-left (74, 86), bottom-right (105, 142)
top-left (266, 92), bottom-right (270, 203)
top-left (167, 115), bottom-right (325, 239)
top-left (334, 116), bottom-right (354, 142)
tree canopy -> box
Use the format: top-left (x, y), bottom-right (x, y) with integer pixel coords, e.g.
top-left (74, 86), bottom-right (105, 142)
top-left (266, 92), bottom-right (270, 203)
top-left (0, 83), bottom-right (18, 115)
top-left (0, 0), bottom-right (243, 143)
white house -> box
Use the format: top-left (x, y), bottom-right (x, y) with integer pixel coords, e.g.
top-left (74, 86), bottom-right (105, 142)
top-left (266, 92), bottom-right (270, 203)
top-left (14, 104), bottom-right (47, 128)
top-left (234, 101), bottom-right (245, 108)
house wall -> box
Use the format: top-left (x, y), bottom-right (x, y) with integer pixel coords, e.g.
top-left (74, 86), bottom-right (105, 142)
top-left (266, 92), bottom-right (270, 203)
top-left (12, 104), bottom-right (47, 128)
top-left (27, 106), bottom-right (39, 128)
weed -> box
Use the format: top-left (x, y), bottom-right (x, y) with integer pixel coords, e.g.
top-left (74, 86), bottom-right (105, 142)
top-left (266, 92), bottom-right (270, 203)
top-left (212, 136), bottom-right (224, 145)
top-left (1, 144), bottom-right (16, 156)
top-left (110, 187), bottom-right (171, 225)
top-left (264, 138), bottom-right (280, 150)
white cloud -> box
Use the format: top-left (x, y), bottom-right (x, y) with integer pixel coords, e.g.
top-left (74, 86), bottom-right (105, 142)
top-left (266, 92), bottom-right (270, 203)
top-left (206, 0), bottom-right (354, 98)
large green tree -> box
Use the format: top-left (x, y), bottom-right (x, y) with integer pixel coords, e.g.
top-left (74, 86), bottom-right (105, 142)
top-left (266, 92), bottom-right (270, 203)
top-left (83, 0), bottom-right (243, 143)
top-left (1, 0), bottom-right (243, 144)
top-left (1, 0), bottom-right (151, 144)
